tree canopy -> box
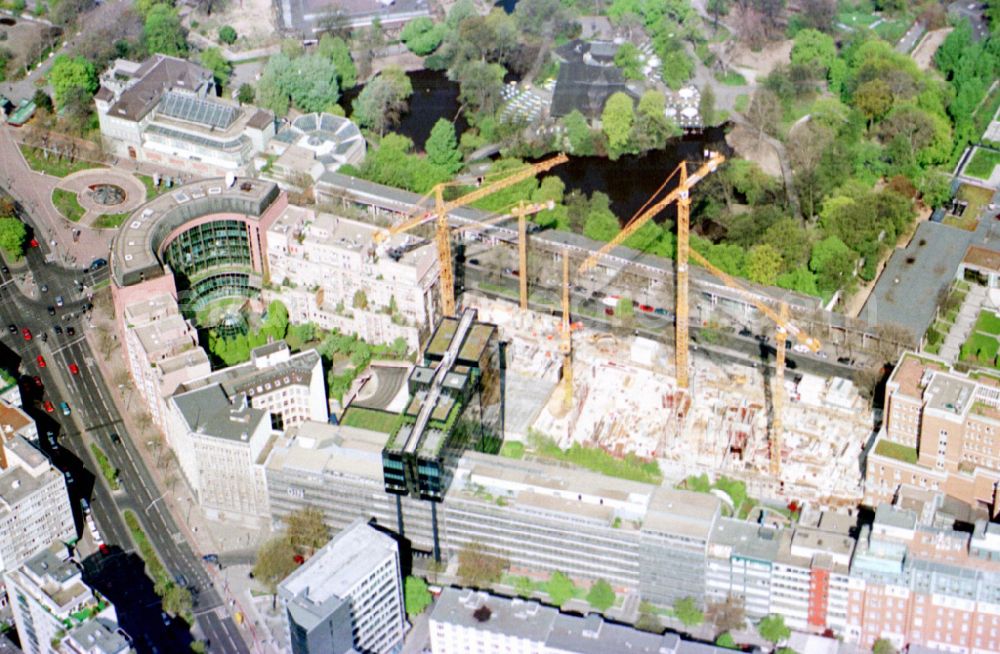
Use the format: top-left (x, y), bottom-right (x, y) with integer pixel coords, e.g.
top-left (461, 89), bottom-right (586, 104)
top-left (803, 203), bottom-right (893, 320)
top-left (352, 67), bottom-right (413, 135)
top-left (143, 4), bottom-right (188, 57)
top-left (601, 92), bottom-right (635, 159)
top-left (49, 55), bottom-right (98, 108)
top-left (0, 217), bottom-right (26, 261)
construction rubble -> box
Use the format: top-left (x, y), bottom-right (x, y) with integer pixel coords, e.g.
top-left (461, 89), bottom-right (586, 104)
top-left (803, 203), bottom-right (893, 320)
top-left (467, 293), bottom-right (867, 506)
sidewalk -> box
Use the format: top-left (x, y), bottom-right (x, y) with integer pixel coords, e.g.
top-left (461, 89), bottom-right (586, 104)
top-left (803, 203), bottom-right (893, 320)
top-left (84, 302), bottom-right (274, 651)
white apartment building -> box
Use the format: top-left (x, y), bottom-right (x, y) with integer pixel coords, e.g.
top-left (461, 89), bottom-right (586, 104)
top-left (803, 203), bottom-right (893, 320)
top-left (121, 292), bottom-right (210, 429)
top-left (278, 519), bottom-right (406, 654)
top-left (430, 587), bottom-right (730, 654)
top-left (5, 543), bottom-right (128, 654)
top-left (165, 342), bottom-right (326, 525)
top-left (0, 437), bottom-right (75, 574)
top-left (265, 204), bottom-right (439, 352)
top-left (0, 402), bottom-right (38, 450)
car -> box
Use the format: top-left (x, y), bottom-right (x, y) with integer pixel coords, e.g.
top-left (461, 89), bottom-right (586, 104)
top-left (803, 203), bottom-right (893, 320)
top-left (53, 325), bottom-right (62, 335)
top-left (64, 471), bottom-right (73, 484)
top-left (80, 498), bottom-right (90, 513)
top-left (46, 432), bottom-right (57, 448)
top-left (21, 328), bottom-right (31, 341)
top-left (99, 543), bottom-right (111, 555)
top-left (46, 306), bottom-right (55, 316)
top-left (39, 283), bottom-right (47, 293)
top-left (29, 239), bottom-right (38, 248)
top-left (572, 285), bottom-right (586, 294)
top-left (55, 295), bottom-right (64, 307)
top-left (503, 267), bottom-right (513, 275)
top-left (654, 307), bottom-right (673, 318)
top-left (32, 376), bottom-right (42, 388)
top-left (739, 327), bottom-right (753, 337)
top-left (36, 355), bottom-right (45, 368)
top-left (0, 265), bottom-right (7, 274)
top-left (59, 402), bottom-right (70, 416)
top-left (174, 574), bottom-right (189, 588)
top-left (604, 307), bottom-right (614, 316)
top-left (40, 333), bottom-right (47, 343)
top-left (43, 401), bottom-right (54, 413)
top-left (837, 356), bottom-right (856, 366)
top-left (66, 326), bottom-right (75, 336)
top-left (68, 363), bottom-right (79, 375)
top-left (201, 553), bottom-right (220, 564)
top-left (109, 432), bottom-right (121, 444)
top-left (89, 258), bottom-right (108, 271)
top-left (792, 343), bottom-right (810, 354)
top-left (6, 324), bottom-right (15, 334)
top-left (161, 612), bottom-right (171, 627)
top-left (467, 258), bottom-right (481, 266)
top-left (639, 304), bottom-right (654, 313)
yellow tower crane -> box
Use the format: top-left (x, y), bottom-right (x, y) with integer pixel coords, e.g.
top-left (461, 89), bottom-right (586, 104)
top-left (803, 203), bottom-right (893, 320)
top-left (686, 247), bottom-right (820, 477)
top-left (577, 152), bottom-right (725, 388)
top-left (560, 249), bottom-right (572, 412)
top-left (373, 154), bottom-right (568, 317)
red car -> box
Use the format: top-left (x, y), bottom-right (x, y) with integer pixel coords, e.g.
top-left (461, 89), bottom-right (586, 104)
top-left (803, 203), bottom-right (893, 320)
top-left (28, 238), bottom-right (39, 248)
top-left (639, 304), bottom-right (654, 313)
top-left (21, 328), bottom-right (31, 341)
top-left (604, 307), bottom-right (614, 316)
top-left (32, 376), bottom-right (42, 388)
top-left (98, 543), bottom-right (110, 555)
top-left (68, 363), bottom-right (79, 375)
top-left (36, 355), bottom-right (45, 368)
top-left (43, 400), bottom-right (54, 413)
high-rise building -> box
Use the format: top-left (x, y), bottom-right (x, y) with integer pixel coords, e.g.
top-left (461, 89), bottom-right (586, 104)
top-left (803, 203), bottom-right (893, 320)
top-left (0, 437), bottom-right (75, 573)
top-left (868, 352), bottom-right (1000, 511)
top-left (278, 519), bottom-right (405, 654)
top-left (5, 543), bottom-right (128, 654)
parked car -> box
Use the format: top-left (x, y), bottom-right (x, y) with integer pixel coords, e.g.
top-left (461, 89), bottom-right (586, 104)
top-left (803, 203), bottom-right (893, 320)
top-left (59, 402), bottom-right (70, 416)
top-left (89, 258), bottom-right (108, 271)
top-left (7, 324), bottom-right (15, 334)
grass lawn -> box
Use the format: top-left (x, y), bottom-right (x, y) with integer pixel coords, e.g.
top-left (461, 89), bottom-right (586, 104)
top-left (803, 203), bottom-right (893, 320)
top-left (943, 213), bottom-right (979, 231)
top-left (976, 310), bottom-right (1000, 336)
top-left (529, 431), bottom-right (661, 484)
top-left (957, 183), bottom-right (994, 219)
top-left (714, 71), bottom-right (747, 86)
top-left (341, 407), bottom-right (403, 434)
top-left (838, 9), bottom-right (879, 27)
top-left (875, 17), bottom-right (913, 44)
top-left (734, 94), bottom-right (749, 114)
top-left (499, 441), bottom-right (525, 459)
top-left (960, 332), bottom-right (1000, 366)
top-left (51, 188), bottom-right (84, 222)
top-left (136, 174), bottom-right (167, 199)
top-left (20, 146), bottom-right (101, 177)
top-left (93, 212), bottom-right (130, 229)
top-left (874, 439), bottom-right (918, 464)
top-left (973, 84), bottom-right (1000, 141)
top-left (965, 148), bottom-right (1000, 180)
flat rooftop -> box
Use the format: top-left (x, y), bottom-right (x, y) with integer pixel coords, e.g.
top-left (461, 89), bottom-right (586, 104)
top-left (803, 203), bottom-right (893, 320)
top-left (925, 373), bottom-right (976, 416)
top-left (111, 177), bottom-right (280, 287)
top-left (643, 487), bottom-right (721, 539)
top-left (890, 353), bottom-right (948, 400)
top-left (172, 385), bottom-right (267, 442)
top-left (0, 466), bottom-right (49, 512)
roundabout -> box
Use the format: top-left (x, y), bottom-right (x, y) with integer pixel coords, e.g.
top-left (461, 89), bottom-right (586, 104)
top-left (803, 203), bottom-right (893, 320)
top-left (52, 169), bottom-right (148, 229)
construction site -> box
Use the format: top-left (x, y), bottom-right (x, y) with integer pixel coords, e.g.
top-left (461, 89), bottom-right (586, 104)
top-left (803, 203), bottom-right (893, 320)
top-left (465, 293), bottom-right (868, 507)
top-left (363, 151), bottom-right (872, 509)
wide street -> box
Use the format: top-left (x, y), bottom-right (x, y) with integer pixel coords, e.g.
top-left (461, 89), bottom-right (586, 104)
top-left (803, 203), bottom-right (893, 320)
top-left (0, 235), bottom-right (249, 653)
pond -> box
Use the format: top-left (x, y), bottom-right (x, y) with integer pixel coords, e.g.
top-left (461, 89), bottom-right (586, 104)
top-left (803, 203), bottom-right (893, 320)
top-left (349, 69), bottom-right (728, 223)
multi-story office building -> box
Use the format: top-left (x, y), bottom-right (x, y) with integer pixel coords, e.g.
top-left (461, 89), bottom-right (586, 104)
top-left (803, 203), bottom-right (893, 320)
top-left (120, 292), bottom-right (210, 429)
top-left (867, 352), bottom-right (1000, 510)
top-left (278, 519), bottom-right (405, 654)
top-left (5, 543), bottom-right (128, 654)
top-left (166, 342), bottom-right (325, 525)
top-left (264, 204), bottom-right (439, 352)
top-left (95, 55), bottom-right (275, 176)
top-left (0, 437), bottom-right (75, 574)
top-left (430, 587), bottom-right (730, 654)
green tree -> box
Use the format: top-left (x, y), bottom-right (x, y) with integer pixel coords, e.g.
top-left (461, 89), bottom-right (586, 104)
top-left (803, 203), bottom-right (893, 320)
top-left (284, 507), bottom-right (329, 554)
top-left (48, 55), bottom-right (98, 108)
top-left (790, 28), bottom-right (836, 75)
top-left (236, 83), bottom-right (255, 104)
top-left (352, 67), bottom-right (413, 135)
top-left (143, 4), bottom-right (188, 57)
top-left (318, 34), bottom-right (356, 88)
top-left (674, 596), bottom-right (704, 627)
top-left (586, 579), bottom-right (615, 611)
top-left (699, 84), bottom-right (716, 126)
top-left (583, 196), bottom-right (620, 242)
top-left (190, 641), bottom-right (208, 654)
top-left (601, 91), bottom-right (635, 158)
top-left (872, 639), bottom-right (897, 654)
top-left (854, 79), bottom-right (893, 126)
top-left (404, 576), bottom-right (433, 617)
top-left (0, 217), bottom-right (26, 260)
top-left (454, 59), bottom-right (505, 116)
top-left (716, 632), bottom-right (737, 649)
top-left (32, 90), bottom-right (53, 114)
top-left (457, 542), bottom-right (508, 587)
top-left (199, 47), bottom-right (231, 87)
top-left (400, 17), bottom-right (446, 55)
top-left (426, 119), bottom-right (462, 173)
top-left (614, 42), bottom-right (644, 80)
top-left (545, 571), bottom-right (576, 606)
top-left (757, 614), bottom-right (791, 645)
top-left (776, 266), bottom-right (820, 296)
top-left (252, 536), bottom-right (298, 606)
top-left (162, 584), bottom-right (193, 616)
top-left (218, 25), bottom-right (237, 44)
top-left (562, 110), bottom-right (595, 155)
top-left (809, 235), bottom-right (856, 295)
top-left (616, 296), bottom-right (634, 319)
